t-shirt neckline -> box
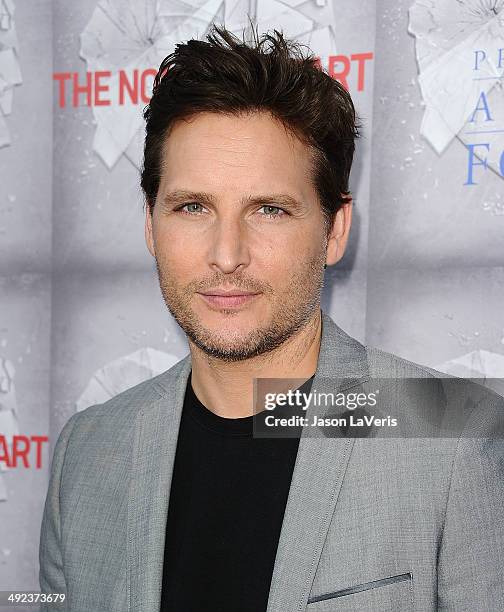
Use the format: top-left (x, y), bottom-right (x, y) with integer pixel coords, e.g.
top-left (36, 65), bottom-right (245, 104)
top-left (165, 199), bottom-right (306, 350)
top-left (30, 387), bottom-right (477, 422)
top-left (184, 370), bottom-right (315, 438)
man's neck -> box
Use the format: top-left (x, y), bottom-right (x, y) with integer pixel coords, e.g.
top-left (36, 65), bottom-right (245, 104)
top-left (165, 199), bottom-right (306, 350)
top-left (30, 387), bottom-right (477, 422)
top-left (188, 308), bottom-right (322, 418)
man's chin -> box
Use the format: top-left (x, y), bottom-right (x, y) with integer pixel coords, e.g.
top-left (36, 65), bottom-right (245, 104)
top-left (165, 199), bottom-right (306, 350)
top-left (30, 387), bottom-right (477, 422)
top-left (167, 302), bottom-right (307, 361)
top-left (189, 329), bottom-right (259, 355)
top-left (183, 321), bottom-right (281, 362)
top-left (192, 308), bottom-right (267, 338)
top-left (188, 337), bottom-right (266, 362)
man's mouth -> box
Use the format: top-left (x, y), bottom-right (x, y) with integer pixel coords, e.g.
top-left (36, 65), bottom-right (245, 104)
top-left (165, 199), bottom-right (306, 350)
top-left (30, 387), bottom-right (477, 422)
top-left (197, 291), bottom-right (261, 308)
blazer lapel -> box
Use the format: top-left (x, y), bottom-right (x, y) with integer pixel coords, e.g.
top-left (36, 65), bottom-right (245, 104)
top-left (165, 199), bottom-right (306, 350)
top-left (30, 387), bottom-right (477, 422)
top-left (266, 310), bottom-right (370, 612)
top-left (127, 354), bottom-right (192, 612)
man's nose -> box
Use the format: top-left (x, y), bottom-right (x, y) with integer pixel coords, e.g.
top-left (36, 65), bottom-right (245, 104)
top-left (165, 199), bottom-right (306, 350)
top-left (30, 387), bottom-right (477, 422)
top-left (207, 216), bottom-right (251, 274)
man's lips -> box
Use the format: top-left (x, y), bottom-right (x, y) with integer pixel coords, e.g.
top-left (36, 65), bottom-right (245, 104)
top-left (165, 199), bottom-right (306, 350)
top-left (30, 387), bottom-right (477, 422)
top-left (197, 291), bottom-right (261, 308)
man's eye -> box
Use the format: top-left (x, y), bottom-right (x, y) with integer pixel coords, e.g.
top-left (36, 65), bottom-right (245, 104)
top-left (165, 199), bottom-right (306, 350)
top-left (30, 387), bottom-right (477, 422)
top-left (259, 205), bottom-right (285, 218)
top-left (177, 202), bottom-right (205, 214)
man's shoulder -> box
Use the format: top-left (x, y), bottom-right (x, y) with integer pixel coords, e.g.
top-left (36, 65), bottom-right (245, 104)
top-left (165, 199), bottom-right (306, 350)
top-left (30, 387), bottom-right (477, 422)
top-left (67, 353), bottom-right (191, 433)
top-left (362, 343), bottom-right (504, 435)
top-left (365, 342), bottom-right (502, 398)
top-left (364, 343), bottom-right (447, 379)
top-left (322, 312), bottom-right (448, 381)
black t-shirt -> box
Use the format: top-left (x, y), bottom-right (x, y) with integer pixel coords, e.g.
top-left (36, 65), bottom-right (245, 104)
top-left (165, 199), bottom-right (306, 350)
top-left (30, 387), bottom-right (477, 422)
top-left (160, 371), bottom-right (314, 612)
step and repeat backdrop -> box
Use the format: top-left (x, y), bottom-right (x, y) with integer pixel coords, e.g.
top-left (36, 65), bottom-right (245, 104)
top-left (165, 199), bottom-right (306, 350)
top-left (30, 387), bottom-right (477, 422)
top-left (1, 0), bottom-right (503, 592)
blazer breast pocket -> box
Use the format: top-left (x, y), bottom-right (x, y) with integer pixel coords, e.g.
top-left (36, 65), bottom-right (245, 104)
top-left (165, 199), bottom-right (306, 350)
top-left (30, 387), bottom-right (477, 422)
top-left (306, 572), bottom-right (413, 612)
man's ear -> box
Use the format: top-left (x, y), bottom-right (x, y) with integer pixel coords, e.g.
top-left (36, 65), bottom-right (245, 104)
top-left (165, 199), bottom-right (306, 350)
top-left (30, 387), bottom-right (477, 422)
top-left (144, 204), bottom-right (156, 258)
top-left (325, 197), bottom-right (353, 267)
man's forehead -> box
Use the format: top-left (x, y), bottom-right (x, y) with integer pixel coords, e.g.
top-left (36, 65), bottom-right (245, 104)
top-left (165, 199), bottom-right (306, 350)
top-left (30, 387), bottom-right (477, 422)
top-left (161, 110), bottom-right (308, 154)
top-left (158, 111), bottom-right (317, 202)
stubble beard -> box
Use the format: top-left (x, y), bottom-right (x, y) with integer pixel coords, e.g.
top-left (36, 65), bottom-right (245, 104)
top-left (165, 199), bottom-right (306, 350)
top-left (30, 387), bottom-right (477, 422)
top-left (154, 251), bottom-right (326, 363)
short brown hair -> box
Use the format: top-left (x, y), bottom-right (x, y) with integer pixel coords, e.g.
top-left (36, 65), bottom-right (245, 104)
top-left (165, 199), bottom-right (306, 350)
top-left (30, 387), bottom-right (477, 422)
top-left (141, 22), bottom-right (360, 232)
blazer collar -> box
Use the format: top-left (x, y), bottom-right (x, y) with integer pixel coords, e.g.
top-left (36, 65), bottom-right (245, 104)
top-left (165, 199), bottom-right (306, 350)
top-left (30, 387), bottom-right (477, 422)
top-left (127, 309), bottom-right (369, 612)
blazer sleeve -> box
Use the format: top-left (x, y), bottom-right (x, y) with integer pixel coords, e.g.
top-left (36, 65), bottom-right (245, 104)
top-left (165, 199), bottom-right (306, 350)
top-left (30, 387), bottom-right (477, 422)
top-left (437, 392), bottom-right (504, 610)
top-left (39, 412), bottom-right (80, 611)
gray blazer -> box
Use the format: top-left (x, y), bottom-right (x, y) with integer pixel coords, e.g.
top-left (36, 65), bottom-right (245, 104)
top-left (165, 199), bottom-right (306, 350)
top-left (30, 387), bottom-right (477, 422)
top-left (39, 310), bottom-right (504, 611)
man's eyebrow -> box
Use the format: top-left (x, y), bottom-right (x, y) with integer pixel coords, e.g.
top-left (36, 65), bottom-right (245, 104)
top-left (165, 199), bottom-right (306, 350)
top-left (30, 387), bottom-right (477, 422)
top-left (161, 190), bottom-right (305, 210)
top-left (162, 190), bottom-right (216, 206)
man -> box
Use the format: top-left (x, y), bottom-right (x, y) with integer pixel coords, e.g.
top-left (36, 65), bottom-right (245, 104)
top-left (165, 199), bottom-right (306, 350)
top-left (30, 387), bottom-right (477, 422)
top-left (39, 24), bottom-right (504, 611)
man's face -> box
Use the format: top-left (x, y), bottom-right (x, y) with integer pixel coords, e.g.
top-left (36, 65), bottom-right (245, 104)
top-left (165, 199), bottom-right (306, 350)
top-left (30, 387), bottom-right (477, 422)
top-left (145, 110), bottom-right (337, 362)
